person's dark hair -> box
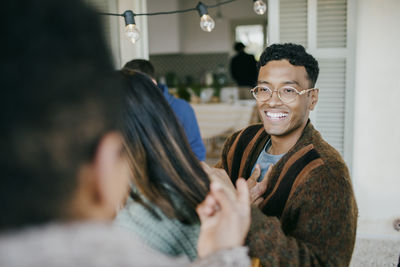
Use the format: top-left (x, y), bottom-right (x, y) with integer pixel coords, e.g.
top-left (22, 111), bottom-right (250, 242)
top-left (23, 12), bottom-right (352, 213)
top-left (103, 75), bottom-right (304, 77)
top-left (258, 43), bottom-right (319, 87)
top-left (123, 59), bottom-right (156, 79)
top-left (120, 70), bottom-right (210, 224)
top-left (234, 42), bottom-right (245, 52)
top-left (0, 0), bottom-right (122, 230)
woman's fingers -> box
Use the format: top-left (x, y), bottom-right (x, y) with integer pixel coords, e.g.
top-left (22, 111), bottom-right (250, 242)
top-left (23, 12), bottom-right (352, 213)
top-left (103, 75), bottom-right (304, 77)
top-left (236, 178), bottom-right (250, 208)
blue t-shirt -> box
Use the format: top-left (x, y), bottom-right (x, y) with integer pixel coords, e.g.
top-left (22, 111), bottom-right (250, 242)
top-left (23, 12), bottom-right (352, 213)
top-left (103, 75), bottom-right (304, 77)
top-left (159, 84), bottom-right (206, 161)
top-left (251, 139), bottom-right (285, 182)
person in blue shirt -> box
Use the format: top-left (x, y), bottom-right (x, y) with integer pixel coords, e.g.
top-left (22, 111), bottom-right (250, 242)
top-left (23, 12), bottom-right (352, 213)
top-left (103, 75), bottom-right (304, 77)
top-left (123, 59), bottom-right (206, 161)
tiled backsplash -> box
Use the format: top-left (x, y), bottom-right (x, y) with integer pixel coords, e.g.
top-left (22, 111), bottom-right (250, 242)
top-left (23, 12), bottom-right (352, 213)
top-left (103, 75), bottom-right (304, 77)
top-left (149, 53), bottom-right (231, 84)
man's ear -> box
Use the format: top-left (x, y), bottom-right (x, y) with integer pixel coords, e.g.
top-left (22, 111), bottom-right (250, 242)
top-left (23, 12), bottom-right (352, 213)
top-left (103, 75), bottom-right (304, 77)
top-left (92, 132), bottom-right (128, 218)
top-left (309, 89), bottom-right (319, 111)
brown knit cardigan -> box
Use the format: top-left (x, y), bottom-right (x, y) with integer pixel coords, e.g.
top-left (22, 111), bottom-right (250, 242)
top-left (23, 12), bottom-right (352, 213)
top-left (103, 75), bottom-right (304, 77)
top-left (215, 121), bottom-right (358, 266)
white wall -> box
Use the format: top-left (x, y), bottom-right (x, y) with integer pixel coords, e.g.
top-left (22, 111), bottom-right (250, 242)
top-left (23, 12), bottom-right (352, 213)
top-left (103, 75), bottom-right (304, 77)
top-left (180, 0), bottom-right (265, 54)
top-left (179, 0), bottom-right (229, 54)
top-left (146, 0), bottom-right (266, 54)
top-left (353, 0), bottom-right (400, 239)
top-left (147, 0), bottom-right (181, 54)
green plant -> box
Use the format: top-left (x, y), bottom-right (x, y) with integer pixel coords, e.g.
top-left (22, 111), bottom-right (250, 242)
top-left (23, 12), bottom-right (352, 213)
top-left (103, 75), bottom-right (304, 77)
top-left (176, 84), bottom-right (191, 102)
top-left (190, 83), bottom-right (203, 97)
top-left (165, 72), bottom-right (180, 88)
top-left (212, 75), bottom-right (222, 97)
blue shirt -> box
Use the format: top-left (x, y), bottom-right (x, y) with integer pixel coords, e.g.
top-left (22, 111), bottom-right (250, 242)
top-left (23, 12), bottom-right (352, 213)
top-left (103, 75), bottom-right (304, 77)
top-left (251, 139), bottom-right (285, 182)
top-left (159, 84), bottom-right (206, 161)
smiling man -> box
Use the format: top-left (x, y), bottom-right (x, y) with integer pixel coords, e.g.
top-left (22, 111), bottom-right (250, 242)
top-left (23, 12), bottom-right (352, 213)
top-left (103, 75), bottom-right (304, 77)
top-left (216, 43), bottom-right (358, 266)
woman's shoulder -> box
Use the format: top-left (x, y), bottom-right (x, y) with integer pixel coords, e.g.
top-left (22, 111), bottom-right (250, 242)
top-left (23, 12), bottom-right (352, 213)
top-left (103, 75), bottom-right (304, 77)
top-left (114, 197), bottom-right (200, 260)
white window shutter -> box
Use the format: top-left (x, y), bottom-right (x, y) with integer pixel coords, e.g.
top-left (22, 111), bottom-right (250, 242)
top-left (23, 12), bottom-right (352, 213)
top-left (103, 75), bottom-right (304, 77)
top-left (317, 0), bottom-right (347, 48)
top-left (315, 59), bottom-right (346, 155)
top-left (277, 0), bottom-right (350, 158)
top-left (279, 0), bottom-right (308, 47)
top-left (315, 0), bottom-right (348, 156)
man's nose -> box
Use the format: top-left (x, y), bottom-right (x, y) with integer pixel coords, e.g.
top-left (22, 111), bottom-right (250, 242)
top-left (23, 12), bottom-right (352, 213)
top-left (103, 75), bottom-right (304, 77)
top-left (267, 90), bottom-right (283, 107)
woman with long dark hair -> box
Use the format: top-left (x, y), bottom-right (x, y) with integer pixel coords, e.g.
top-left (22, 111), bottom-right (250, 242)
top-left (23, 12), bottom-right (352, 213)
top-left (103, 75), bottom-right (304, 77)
top-left (114, 70), bottom-right (210, 260)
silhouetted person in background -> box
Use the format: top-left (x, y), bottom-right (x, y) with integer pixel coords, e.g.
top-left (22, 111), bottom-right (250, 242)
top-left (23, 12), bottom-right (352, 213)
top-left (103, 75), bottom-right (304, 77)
top-left (230, 42), bottom-right (258, 99)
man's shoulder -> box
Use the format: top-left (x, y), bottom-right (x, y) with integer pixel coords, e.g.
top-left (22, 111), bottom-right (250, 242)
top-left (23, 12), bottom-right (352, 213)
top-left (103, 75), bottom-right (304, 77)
top-left (303, 129), bottom-right (351, 183)
top-left (311, 130), bottom-right (346, 167)
top-left (170, 98), bottom-right (194, 114)
top-left (301, 123), bottom-right (346, 165)
top-left (172, 97), bottom-right (192, 109)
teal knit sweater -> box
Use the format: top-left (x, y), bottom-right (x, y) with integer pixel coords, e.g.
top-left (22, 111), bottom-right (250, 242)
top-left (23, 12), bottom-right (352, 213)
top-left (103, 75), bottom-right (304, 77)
top-left (114, 196), bottom-right (200, 261)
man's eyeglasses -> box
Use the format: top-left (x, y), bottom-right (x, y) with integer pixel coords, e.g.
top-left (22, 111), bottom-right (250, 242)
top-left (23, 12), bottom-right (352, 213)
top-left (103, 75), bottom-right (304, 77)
top-left (250, 85), bottom-right (318, 103)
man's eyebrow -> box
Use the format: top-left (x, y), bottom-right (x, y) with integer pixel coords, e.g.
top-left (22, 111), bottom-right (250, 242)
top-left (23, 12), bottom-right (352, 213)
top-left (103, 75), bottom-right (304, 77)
top-left (282, 80), bottom-right (300, 86)
top-left (257, 80), bottom-right (301, 86)
top-left (257, 80), bottom-right (270, 84)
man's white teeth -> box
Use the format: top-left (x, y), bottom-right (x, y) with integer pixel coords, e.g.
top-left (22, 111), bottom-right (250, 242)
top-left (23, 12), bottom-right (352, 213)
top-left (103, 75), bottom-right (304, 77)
top-left (266, 112), bottom-right (288, 118)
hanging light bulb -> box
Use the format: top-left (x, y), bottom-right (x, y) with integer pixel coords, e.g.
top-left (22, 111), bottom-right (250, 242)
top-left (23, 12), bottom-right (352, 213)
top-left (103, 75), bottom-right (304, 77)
top-left (123, 10), bottom-right (140, 44)
top-left (200, 14), bottom-right (215, 32)
top-left (125, 24), bottom-right (140, 44)
top-left (196, 2), bottom-right (215, 32)
top-left (253, 0), bottom-right (267, 15)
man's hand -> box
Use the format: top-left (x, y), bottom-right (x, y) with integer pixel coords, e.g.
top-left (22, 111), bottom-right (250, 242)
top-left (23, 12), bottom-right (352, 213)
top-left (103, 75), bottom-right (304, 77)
top-left (246, 164), bottom-right (273, 206)
top-left (196, 179), bottom-right (251, 258)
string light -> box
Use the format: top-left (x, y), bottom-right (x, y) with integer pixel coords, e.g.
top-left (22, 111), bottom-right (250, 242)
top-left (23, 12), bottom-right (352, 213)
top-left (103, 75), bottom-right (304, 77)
top-left (123, 11), bottom-right (140, 44)
top-left (99, 0), bottom-right (268, 44)
top-left (253, 0), bottom-right (267, 15)
top-left (196, 2), bottom-right (215, 32)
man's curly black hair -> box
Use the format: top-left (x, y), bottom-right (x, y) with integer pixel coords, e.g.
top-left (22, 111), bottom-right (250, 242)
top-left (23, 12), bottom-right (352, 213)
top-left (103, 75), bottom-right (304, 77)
top-left (258, 43), bottom-right (319, 87)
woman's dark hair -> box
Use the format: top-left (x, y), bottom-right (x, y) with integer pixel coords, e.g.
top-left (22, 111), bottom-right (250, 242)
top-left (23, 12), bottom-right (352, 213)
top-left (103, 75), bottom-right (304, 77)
top-left (258, 43), bottom-right (319, 87)
top-left (120, 70), bottom-right (210, 224)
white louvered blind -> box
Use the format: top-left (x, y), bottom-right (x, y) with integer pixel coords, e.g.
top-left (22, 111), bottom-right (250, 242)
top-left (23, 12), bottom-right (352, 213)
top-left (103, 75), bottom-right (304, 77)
top-left (278, 0), bottom-right (349, 158)
top-left (279, 0), bottom-right (308, 47)
top-left (315, 0), bottom-right (348, 156)
top-left (317, 0), bottom-right (347, 48)
top-left (315, 59), bottom-right (346, 155)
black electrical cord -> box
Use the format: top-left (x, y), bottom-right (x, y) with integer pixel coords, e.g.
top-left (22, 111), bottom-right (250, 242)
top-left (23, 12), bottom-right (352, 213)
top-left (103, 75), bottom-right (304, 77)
top-left (135, 6), bottom-right (198, 16)
top-left (98, 12), bottom-right (124, 17)
top-left (98, 0), bottom-right (238, 17)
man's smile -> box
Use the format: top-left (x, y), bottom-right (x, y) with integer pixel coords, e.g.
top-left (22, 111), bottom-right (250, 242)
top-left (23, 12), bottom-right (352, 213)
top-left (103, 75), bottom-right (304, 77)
top-left (264, 111), bottom-right (289, 121)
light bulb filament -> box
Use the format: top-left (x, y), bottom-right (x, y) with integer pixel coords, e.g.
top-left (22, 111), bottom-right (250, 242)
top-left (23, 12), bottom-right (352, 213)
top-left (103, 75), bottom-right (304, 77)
top-left (200, 14), bottom-right (215, 32)
top-left (253, 0), bottom-right (267, 15)
top-left (125, 24), bottom-right (140, 44)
